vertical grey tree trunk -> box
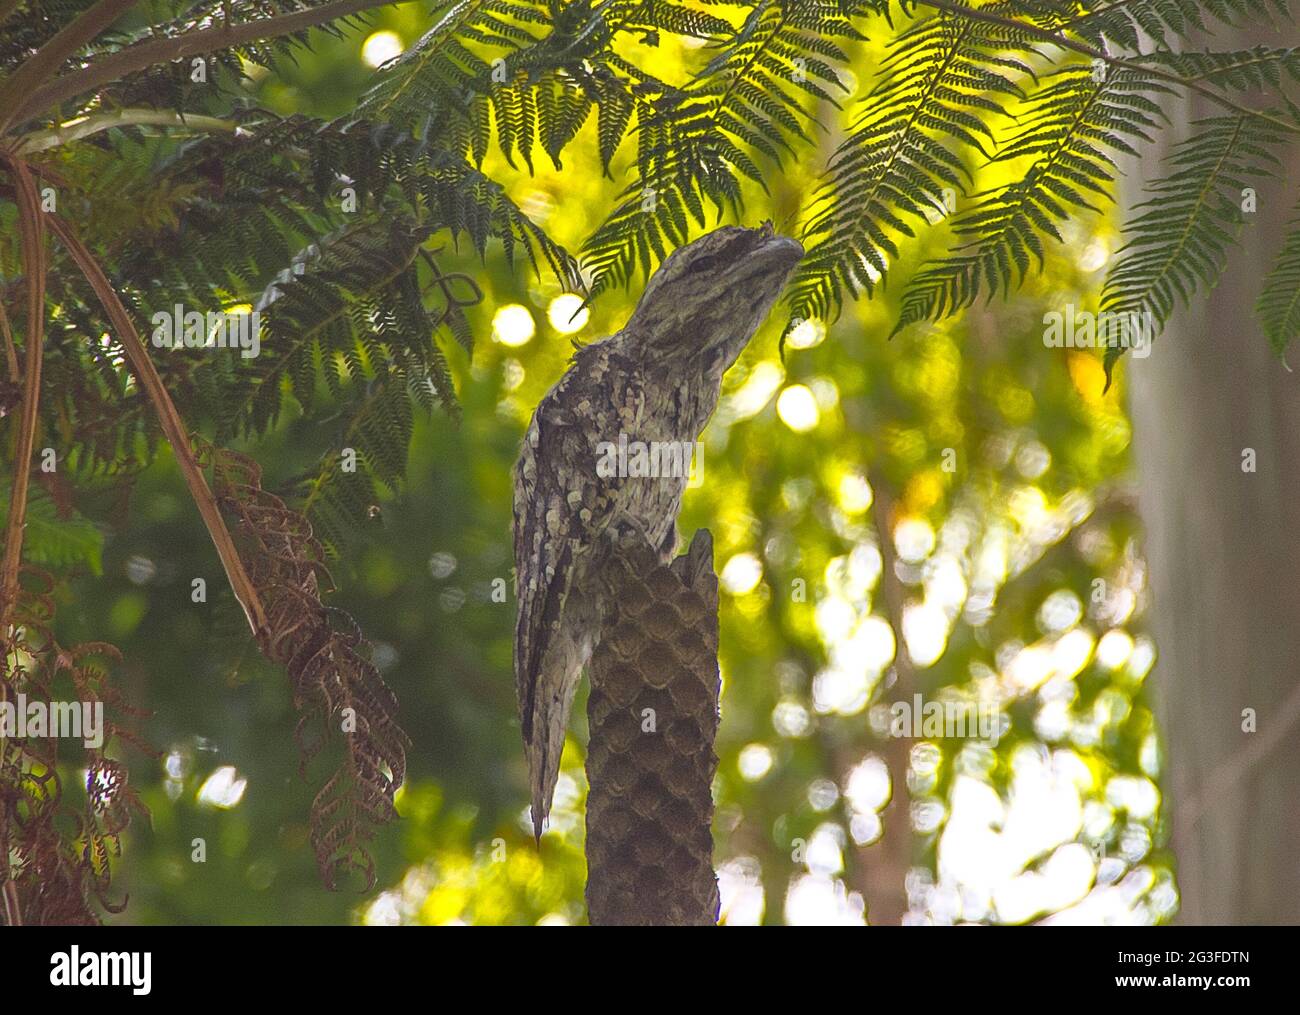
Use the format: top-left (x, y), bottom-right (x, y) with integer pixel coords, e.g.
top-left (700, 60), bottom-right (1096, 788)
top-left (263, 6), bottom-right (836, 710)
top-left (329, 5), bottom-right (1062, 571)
top-left (1125, 21), bottom-right (1300, 924)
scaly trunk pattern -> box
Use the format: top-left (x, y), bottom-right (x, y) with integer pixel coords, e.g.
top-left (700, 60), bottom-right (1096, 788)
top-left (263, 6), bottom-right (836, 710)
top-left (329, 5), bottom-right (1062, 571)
top-left (585, 529), bottom-right (721, 926)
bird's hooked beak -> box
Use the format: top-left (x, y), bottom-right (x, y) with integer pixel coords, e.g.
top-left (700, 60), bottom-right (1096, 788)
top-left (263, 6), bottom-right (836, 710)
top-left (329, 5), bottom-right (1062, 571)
top-left (746, 220), bottom-right (805, 278)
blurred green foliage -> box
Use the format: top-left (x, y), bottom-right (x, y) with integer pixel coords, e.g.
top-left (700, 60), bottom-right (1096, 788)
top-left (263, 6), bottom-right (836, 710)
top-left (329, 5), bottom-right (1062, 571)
top-left (34, 9), bottom-right (1172, 925)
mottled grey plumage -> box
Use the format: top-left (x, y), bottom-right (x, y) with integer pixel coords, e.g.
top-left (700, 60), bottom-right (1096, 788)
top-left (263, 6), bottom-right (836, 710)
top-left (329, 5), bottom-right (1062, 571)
top-left (513, 223), bottom-right (803, 838)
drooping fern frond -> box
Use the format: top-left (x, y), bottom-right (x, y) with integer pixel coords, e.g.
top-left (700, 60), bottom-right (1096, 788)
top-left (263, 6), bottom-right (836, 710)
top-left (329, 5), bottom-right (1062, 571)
top-left (358, 0), bottom-right (732, 174)
top-left (2, 0), bottom-right (384, 127)
top-left (891, 65), bottom-right (1167, 334)
top-left (1256, 209), bottom-right (1300, 355)
top-left (577, 110), bottom-right (750, 297)
top-left (584, 0), bottom-right (864, 298)
top-left (12, 274), bottom-right (162, 476)
top-left (200, 444), bottom-right (410, 890)
top-left (0, 486), bottom-right (103, 572)
top-left (1101, 113), bottom-right (1287, 371)
top-left (154, 112), bottom-right (582, 292)
top-left (1063, 0), bottom-right (1291, 50)
top-left (1134, 47), bottom-right (1300, 94)
top-left (0, 0), bottom-right (101, 71)
top-left (180, 113), bottom-right (580, 546)
top-left (358, 0), bottom-right (528, 137)
top-left (1, 567), bottom-right (151, 924)
top-left (233, 217), bottom-right (470, 554)
top-left (787, 12), bottom-right (1034, 325)
top-left (296, 373), bottom-right (420, 553)
top-left (24, 110), bottom-right (580, 548)
top-left (237, 216), bottom-right (442, 434)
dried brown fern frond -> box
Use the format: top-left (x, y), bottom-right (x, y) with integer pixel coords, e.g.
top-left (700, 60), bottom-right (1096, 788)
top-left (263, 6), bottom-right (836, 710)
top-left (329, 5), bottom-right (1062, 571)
top-left (60, 640), bottom-right (154, 895)
top-left (37, 196), bottom-right (405, 892)
top-left (1, 566), bottom-right (152, 925)
top-left (198, 443), bottom-right (409, 890)
top-left (1, 153), bottom-right (152, 926)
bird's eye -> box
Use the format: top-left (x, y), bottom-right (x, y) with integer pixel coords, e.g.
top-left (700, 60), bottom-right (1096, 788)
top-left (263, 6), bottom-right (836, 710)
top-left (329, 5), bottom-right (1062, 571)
top-left (687, 253), bottom-right (721, 276)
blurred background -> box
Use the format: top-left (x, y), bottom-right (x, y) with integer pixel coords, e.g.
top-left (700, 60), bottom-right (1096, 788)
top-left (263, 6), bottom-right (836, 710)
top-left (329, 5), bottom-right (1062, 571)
top-left (47, 6), bottom-right (1174, 925)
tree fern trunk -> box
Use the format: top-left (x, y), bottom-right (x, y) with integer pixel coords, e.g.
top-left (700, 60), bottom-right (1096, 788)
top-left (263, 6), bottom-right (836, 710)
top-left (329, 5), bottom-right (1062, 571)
top-left (585, 529), bottom-right (721, 926)
top-left (1126, 21), bottom-right (1300, 924)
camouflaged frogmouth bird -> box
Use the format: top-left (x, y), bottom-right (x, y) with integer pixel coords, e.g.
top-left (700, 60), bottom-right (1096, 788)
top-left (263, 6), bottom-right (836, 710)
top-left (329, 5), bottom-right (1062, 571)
top-left (512, 223), bottom-right (803, 838)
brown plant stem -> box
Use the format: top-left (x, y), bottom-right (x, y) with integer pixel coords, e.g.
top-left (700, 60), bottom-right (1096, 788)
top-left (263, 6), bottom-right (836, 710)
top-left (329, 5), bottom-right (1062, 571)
top-left (39, 208), bottom-right (270, 640)
top-left (15, 109), bottom-right (240, 154)
top-left (0, 159), bottom-right (46, 636)
top-left (0, 666), bottom-right (23, 926)
top-left (0, 0), bottom-right (139, 133)
top-left (12, 0), bottom-right (396, 126)
top-left (0, 158), bottom-right (47, 931)
top-left (0, 299), bottom-right (18, 381)
top-left (0, 879), bottom-right (20, 926)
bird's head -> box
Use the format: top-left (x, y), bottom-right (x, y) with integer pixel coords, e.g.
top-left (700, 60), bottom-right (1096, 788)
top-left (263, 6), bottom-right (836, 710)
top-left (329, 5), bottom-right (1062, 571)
top-left (624, 223), bottom-right (803, 379)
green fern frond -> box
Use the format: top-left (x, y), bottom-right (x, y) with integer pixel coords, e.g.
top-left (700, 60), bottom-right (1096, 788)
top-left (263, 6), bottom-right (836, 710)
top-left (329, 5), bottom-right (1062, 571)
top-left (1134, 46), bottom-right (1300, 93)
top-left (1256, 209), bottom-right (1300, 356)
top-left (892, 65), bottom-right (1166, 334)
top-left (1101, 112), bottom-right (1286, 374)
top-left (296, 375), bottom-right (418, 555)
top-left (579, 147), bottom-right (733, 295)
top-left (358, 0), bottom-right (729, 173)
top-left (234, 218), bottom-right (459, 550)
top-left (131, 112), bottom-right (582, 301)
top-left (359, 0), bottom-right (522, 131)
top-left (584, 0), bottom-right (861, 298)
top-left (240, 217), bottom-right (437, 433)
top-left (788, 12), bottom-right (1034, 326)
top-left (0, 487), bottom-right (104, 574)
top-left (1065, 0), bottom-right (1290, 50)
top-left (4, 0), bottom-right (370, 123)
